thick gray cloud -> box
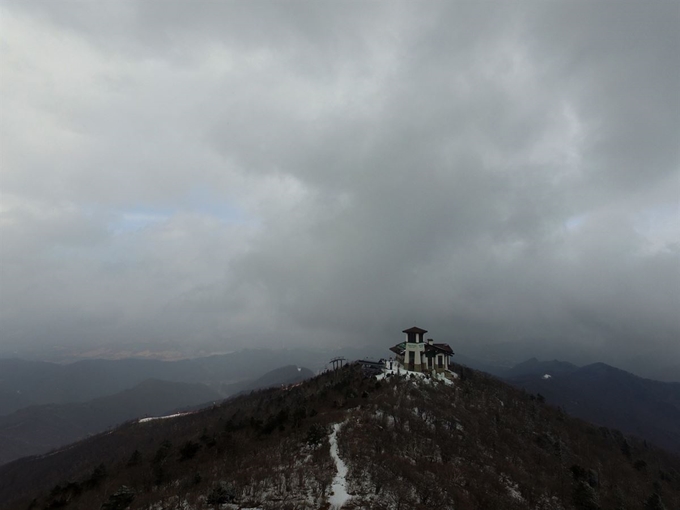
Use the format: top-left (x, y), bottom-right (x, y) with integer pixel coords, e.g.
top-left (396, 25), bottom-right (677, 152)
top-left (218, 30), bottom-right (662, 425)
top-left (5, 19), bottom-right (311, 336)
top-left (1, 1), bottom-right (678, 375)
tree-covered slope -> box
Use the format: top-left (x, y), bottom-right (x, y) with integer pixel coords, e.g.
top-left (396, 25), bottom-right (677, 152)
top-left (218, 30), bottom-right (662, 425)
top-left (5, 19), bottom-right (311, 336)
top-left (1, 364), bottom-right (678, 510)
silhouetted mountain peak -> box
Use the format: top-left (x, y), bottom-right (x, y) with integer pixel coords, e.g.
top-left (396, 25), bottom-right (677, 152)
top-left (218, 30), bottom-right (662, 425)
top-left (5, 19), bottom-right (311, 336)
top-left (505, 357), bottom-right (579, 378)
top-left (518, 356), bottom-right (540, 366)
top-left (579, 362), bottom-right (628, 375)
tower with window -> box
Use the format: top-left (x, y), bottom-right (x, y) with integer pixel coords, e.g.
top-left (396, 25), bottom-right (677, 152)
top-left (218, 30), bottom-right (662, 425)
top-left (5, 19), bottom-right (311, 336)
top-left (389, 326), bottom-right (454, 373)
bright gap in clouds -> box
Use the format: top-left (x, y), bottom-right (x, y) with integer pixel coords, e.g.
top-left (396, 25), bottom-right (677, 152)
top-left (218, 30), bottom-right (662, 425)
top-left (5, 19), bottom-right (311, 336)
top-left (111, 208), bottom-right (171, 234)
top-left (634, 203), bottom-right (680, 255)
top-left (109, 193), bottom-right (248, 234)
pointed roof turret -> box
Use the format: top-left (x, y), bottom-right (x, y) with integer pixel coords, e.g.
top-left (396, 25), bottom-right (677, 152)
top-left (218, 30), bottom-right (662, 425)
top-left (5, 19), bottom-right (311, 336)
top-left (402, 326), bottom-right (428, 334)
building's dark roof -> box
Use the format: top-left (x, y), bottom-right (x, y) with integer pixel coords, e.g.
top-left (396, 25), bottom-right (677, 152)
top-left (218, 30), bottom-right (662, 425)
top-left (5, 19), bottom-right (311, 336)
top-left (389, 342), bottom-right (406, 356)
top-left (390, 341), bottom-right (454, 356)
top-left (402, 326), bottom-right (428, 334)
top-left (427, 343), bottom-right (454, 355)
top-left (356, 360), bottom-right (384, 369)
top-left (390, 338), bottom-right (454, 358)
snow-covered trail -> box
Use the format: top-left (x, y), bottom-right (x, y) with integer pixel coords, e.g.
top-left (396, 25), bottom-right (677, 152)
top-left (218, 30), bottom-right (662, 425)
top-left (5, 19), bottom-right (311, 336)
top-left (328, 422), bottom-right (351, 509)
top-left (138, 412), bottom-right (188, 423)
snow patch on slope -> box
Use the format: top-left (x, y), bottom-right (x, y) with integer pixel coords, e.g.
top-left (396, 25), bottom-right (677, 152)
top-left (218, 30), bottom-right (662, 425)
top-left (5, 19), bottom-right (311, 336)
top-left (138, 412), bottom-right (187, 423)
top-left (376, 360), bottom-right (457, 385)
top-left (328, 422), bottom-right (351, 509)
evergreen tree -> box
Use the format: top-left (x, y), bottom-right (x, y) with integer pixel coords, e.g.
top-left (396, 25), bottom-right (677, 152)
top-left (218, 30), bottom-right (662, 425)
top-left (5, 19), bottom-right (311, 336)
top-left (572, 480), bottom-right (599, 510)
top-left (645, 493), bottom-right (667, 510)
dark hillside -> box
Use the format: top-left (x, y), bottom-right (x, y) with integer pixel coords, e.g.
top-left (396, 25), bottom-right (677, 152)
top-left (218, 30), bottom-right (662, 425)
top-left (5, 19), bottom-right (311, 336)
top-left (220, 365), bottom-right (314, 396)
top-left (507, 362), bottom-right (680, 454)
top-left (0, 359), bottom-right (64, 415)
top-left (1, 364), bottom-right (679, 510)
top-left (0, 365), bottom-right (315, 466)
top-left (0, 379), bottom-right (221, 466)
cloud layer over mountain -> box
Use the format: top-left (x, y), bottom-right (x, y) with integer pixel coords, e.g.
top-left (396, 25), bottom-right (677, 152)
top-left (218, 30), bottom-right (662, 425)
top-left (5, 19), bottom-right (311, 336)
top-left (1, 1), bottom-right (678, 373)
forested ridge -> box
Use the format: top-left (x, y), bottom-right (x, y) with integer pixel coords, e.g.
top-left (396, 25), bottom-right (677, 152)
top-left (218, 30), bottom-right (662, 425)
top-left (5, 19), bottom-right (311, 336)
top-left (1, 364), bottom-right (678, 510)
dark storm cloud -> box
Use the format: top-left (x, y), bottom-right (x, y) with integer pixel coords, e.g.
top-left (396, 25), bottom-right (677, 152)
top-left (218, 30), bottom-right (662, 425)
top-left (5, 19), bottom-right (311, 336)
top-left (0, 1), bottom-right (678, 374)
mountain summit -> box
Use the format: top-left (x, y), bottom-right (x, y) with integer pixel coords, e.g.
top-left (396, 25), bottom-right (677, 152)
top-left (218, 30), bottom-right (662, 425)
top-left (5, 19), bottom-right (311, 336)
top-left (1, 362), bottom-right (678, 509)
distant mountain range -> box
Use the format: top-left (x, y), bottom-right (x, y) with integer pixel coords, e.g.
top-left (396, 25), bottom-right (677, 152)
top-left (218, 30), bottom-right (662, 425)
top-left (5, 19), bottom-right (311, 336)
top-left (459, 339), bottom-right (679, 382)
top-left (0, 351), bottom-right (321, 416)
top-left (0, 365), bottom-right (314, 466)
top-left (0, 347), bottom-right (383, 416)
top-left (503, 358), bottom-right (680, 454)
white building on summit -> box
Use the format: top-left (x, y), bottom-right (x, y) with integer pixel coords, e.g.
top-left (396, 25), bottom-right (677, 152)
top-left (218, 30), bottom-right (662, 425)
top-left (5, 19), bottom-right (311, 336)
top-left (389, 326), bottom-right (454, 373)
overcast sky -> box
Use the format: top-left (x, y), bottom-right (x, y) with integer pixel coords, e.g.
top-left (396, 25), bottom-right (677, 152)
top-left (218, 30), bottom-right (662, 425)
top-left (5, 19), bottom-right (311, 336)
top-left (1, 1), bottom-right (678, 372)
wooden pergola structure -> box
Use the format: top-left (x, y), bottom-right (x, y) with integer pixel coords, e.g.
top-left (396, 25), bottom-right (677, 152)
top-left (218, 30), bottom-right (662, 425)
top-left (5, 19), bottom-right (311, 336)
top-left (329, 357), bottom-right (346, 371)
